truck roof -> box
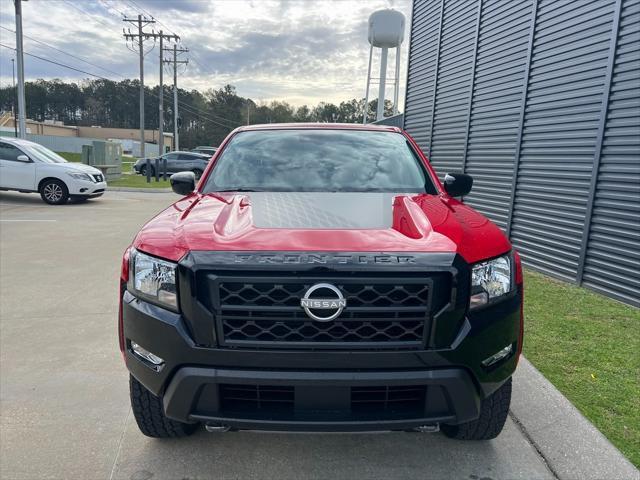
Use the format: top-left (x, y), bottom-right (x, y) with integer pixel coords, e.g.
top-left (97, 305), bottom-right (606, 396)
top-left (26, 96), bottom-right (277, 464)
top-left (234, 123), bottom-right (402, 133)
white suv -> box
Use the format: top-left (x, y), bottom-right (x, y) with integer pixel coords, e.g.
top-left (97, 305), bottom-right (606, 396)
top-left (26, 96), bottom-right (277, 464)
top-left (0, 137), bottom-right (107, 205)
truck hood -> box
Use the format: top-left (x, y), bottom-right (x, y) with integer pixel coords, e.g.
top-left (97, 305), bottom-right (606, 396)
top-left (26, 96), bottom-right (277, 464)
top-left (133, 192), bottom-right (511, 264)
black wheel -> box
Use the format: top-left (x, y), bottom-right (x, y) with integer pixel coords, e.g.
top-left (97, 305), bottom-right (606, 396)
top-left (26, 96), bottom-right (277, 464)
top-left (441, 377), bottom-right (512, 440)
top-left (39, 179), bottom-right (69, 205)
top-left (129, 375), bottom-right (198, 438)
top-left (140, 164), bottom-right (154, 177)
top-left (192, 169), bottom-right (203, 180)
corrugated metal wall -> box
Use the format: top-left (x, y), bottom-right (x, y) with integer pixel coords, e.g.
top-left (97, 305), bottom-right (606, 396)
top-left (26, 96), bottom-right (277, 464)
top-left (581, 0), bottom-right (640, 305)
top-left (404, 0), bottom-right (640, 307)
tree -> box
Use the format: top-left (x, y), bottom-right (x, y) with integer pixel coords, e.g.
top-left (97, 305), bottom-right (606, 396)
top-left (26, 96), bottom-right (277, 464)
top-left (0, 78), bottom-right (402, 148)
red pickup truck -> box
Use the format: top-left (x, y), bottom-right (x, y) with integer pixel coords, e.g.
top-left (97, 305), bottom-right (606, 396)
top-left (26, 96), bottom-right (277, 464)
top-left (119, 123), bottom-right (523, 440)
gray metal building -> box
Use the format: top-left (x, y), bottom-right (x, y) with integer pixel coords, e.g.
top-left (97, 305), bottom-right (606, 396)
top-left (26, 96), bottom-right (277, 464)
top-left (402, 0), bottom-right (640, 306)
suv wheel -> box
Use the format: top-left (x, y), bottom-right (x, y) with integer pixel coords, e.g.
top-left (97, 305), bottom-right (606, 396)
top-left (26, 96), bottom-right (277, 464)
top-left (192, 168), bottom-right (203, 180)
top-left (129, 375), bottom-right (198, 438)
top-left (39, 179), bottom-right (69, 205)
top-left (140, 165), bottom-right (154, 177)
top-left (441, 377), bottom-right (512, 440)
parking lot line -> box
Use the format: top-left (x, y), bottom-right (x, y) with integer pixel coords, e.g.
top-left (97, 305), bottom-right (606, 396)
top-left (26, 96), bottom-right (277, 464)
top-left (0, 219), bottom-right (58, 222)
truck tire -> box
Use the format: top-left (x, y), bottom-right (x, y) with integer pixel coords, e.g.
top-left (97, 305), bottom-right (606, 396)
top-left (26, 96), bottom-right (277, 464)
top-left (39, 179), bottom-right (69, 205)
top-left (441, 377), bottom-right (511, 440)
top-left (129, 375), bottom-right (198, 438)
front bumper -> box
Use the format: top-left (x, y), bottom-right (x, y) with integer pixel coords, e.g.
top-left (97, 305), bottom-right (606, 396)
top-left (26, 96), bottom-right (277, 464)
top-left (68, 180), bottom-right (107, 196)
top-left (121, 282), bottom-right (521, 431)
top-left (162, 366), bottom-right (479, 431)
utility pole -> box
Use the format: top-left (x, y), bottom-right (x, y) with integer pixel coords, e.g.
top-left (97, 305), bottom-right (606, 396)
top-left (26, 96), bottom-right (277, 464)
top-left (158, 31), bottom-right (164, 156)
top-left (14, 0), bottom-right (27, 139)
top-left (11, 58), bottom-right (17, 137)
top-left (162, 45), bottom-right (188, 151)
top-left (123, 15), bottom-right (155, 157)
top-left (141, 30), bottom-right (179, 157)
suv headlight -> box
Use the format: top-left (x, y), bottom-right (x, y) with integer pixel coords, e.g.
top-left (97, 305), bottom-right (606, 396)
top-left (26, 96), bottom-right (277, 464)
top-left (469, 254), bottom-right (513, 309)
top-left (67, 172), bottom-right (93, 181)
top-left (127, 249), bottom-right (178, 311)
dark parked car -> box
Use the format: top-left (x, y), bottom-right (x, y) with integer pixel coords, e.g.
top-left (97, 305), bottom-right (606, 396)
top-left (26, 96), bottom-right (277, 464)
top-left (133, 151), bottom-right (211, 178)
top-left (191, 146), bottom-right (218, 156)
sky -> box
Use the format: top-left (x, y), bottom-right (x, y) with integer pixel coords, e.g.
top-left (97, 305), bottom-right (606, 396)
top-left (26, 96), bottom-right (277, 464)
top-left (0, 0), bottom-right (411, 108)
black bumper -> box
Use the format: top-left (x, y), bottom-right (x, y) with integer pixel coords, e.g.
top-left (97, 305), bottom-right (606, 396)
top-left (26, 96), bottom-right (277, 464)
top-left (163, 367), bottom-right (479, 431)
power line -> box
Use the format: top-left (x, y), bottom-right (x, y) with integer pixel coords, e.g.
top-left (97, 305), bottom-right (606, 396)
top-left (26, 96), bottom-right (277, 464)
top-left (1, 42), bottom-right (237, 136)
top-left (0, 42), bottom-right (237, 128)
top-left (0, 25), bottom-right (126, 79)
top-left (177, 102), bottom-right (239, 129)
top-left (61, 0), bottom-right (115, 28)
top-left (114, 0), bottom-right (241, 128)
top-left (125, 0), bottom-right (180, 37)
top-left (100, 0), bottom-right (128, 18)
top-left (0, 43), bottom-right (114, 79)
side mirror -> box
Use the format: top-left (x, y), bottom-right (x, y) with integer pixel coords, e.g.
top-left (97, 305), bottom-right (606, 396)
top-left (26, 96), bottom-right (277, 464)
top-left (170, 171), bottom-right (196, 196)
top-left (443, 173), bottom-right (473, 197)
top-left (16, 154), bottom-right (30, 162)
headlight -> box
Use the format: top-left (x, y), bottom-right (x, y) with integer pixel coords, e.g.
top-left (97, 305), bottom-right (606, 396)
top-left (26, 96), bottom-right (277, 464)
top-left (127, 249), bottom-right (178, 311)
top-left (67, 172), bottom-right (93, 181)
top-left (469, 254), bottom-right (513, 309)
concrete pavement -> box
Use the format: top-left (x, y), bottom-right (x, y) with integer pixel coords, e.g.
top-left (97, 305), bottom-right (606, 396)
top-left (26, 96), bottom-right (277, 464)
top-left (0, 190), bottom-right (636, 480)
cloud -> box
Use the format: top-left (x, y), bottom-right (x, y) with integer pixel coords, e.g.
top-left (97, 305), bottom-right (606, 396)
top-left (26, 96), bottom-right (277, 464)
top-left (0, 0), bottom-right (411, 107)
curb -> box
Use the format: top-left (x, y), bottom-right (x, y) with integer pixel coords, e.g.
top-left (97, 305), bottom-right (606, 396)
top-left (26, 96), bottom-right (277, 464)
top-left (511, 357), bottom-right (639, 480)
top-left (106, 186), bottom-right (172, 193)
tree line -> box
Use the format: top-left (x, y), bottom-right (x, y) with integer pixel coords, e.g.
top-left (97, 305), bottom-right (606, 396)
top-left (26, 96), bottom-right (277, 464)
top-left (0, 79), bottom-right (394, 148)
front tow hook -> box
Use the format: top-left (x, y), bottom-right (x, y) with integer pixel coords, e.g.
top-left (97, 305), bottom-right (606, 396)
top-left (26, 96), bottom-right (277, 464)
top-left (414, 424), bottom-right (440, 433)
top-left (205, 423), bottom-right (231, 433)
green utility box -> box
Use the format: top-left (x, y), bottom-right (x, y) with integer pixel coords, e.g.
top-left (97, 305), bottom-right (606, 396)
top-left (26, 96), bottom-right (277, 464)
top-left (81, 140), bottom-right (123, 181)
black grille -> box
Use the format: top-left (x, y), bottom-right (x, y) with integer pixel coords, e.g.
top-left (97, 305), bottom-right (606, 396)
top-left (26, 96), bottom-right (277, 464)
top-left (351, 385), bottom-right (427, 414)
top-left (220, 384), bottom-right (294, 413)
top-left (220, 282), bottom-right (429, 308)
top-left (213, 276), bottom-right (434, 349)
top-left (92, 174), bottom-right (103, 182)
top-left (218, 384), bottom-right (426, 417)
top-left (222, 314), bottom-right (424, 343)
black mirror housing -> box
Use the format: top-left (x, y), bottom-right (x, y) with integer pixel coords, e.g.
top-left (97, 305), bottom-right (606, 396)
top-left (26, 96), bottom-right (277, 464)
top-left (443, 172), bottom-right (473, 197)
top-left (170, 171), bottom-right (196, 196)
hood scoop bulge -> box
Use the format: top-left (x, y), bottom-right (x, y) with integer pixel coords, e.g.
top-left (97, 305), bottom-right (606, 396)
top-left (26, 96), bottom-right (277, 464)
top-left (210, 192), bottom-right (433, 239)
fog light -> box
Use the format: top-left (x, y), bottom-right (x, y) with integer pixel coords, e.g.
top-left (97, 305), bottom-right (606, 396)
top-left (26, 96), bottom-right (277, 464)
top-left (469, 292), bottom-right (489, 309)
top-left (131, 341), bottom-right (164, 366)
top-left (482, 344), bottom-right (513, 368)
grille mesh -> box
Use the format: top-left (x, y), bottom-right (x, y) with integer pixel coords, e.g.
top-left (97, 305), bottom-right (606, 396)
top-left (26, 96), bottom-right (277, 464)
top-left (216, 279), bottom-right (431, 349)
top-left (219, 282), bottom-right (429, 308)
top-left (223, 316), bottom-right (424, 343)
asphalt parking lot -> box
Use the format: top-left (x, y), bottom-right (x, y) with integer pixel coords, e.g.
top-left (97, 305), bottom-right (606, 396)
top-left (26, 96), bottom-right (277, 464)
top-left (0, 190), bottom-right (636, 480)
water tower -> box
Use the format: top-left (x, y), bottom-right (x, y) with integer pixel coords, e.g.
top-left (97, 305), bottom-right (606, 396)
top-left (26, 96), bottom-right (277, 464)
top-left (363, 9), bottom-right (405, 123)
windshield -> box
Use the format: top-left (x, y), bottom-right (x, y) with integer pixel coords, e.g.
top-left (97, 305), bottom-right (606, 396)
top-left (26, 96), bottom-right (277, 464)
top-left (27, 144), bottom-right (68, 163)
top-left (202, 129), bottom-right (436, 193)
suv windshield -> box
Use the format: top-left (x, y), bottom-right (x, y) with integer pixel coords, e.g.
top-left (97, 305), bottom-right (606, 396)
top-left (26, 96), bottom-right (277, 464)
top-left (202, 129), bottom-right (436, 193)
top-left (27, 144), bottom-right (68, 164)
